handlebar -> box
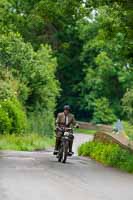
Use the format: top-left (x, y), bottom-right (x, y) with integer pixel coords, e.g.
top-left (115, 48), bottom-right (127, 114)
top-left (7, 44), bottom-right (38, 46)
top-left (56, 127), bottom-right (73, 132)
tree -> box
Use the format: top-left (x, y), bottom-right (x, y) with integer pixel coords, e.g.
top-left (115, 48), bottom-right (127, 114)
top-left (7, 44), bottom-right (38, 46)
top-left (0, 32), bottom-right (60, 134)
top-left (75, 2), bottom-right (133, 121)
top-left (0, 0), bottom-right (132, 125)
top-left (93, 97), bottom-right (116, 124)
top-left (122, 88), bottom-right (133, 124)
top-left (0, 0), bottom-right (85, 116)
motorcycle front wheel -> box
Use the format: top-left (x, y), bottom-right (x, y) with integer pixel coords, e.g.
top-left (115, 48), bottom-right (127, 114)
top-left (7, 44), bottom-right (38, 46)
top-left (62, 140), bottom-right (69, 163)
top-left (58, 140), bottom-right (69, 163)
top-left (58, 145), bottom-right (63, 162)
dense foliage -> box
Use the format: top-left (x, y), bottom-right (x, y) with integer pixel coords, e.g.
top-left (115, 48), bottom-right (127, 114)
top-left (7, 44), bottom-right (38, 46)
top-left (0, 99), bottom-right (27, 134)
top-left (0, 32), bottom-right (59, 135)
top-left (0, 0), bottom-right (132, 134)
top-left (92, 98), bottom-right (116, 124)
top-left (76, 1), bottom-right (133, 122)
top-left (122, 89), bottom-right (133, 124)
top-left (78, 141), bottom-right (133, 173)
top-left (124, 121), bottom-right (133, 141)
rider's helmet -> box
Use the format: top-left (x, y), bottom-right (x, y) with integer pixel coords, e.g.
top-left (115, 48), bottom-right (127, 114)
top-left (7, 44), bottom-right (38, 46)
top-left (64, 105), bottom-right (71, 111)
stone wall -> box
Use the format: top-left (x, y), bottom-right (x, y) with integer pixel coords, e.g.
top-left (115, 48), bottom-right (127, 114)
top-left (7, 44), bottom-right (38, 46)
top-left (94, 131), bottom-right (133, 153)
top-left (78, 121), bottom-right (112, 132)
top-left (78, 121), bottom-right (98, 130)
top-left (78, 121), bottom-right (133, 153)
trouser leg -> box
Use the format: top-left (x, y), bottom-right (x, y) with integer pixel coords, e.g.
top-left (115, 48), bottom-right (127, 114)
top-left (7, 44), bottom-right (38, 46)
top-left (55, 137), bottom-right (61, 151)
top-left (69, 135), bottom-right (74, 152)
top-left (54, 131), bottom-right (62, 151)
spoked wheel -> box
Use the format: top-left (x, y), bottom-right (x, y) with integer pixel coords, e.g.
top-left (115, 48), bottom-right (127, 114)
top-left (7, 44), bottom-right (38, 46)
top-left (57, 140), bottom-right (69, 163)
top-left (62, 141), bottom-right (69, 163)
top-left (58, 146), bottom-right (63, 162)
top-left (58, 144), bottom-right (69, 163)
top-left (62, 147), bottom-right (67, 163)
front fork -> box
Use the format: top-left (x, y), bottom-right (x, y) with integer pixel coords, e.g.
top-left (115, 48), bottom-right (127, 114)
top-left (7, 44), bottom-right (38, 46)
top-left (61, 138), bottom-right (69, 152)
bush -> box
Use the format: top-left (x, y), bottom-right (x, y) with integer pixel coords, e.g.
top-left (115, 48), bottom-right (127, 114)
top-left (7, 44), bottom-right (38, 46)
top-left (0, 99), bottom-right (27, 134)
top-left (0, 108), bottom-right (12, 134)
top-left (123, 121), bottom-right (133, 140)
top-left (0, 70), bottom-right (19, 100)
top-left (0, 33), bottom-right (60, 135)
top-left (78, 141), bottom-right (133, 173)
top-left (93, 97), bottom-right (116, 124)
top-left (122, 88), bottom-right (133, 124)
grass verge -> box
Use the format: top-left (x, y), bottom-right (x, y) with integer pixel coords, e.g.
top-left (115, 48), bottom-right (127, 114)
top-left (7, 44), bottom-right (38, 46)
top-left (78, 141), bottom-right (133, 173)
top-left (75, 128), bottom-right (97, 135)
top-left (0, 133), bottom-right (55, 151)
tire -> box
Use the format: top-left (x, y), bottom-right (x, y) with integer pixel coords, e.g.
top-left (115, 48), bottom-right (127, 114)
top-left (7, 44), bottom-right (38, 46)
top-left (62, 141), bottom-right (69, 163)
top-left (58, 157), bottom-right (62, 162)
top-left (58, 146), bottom-right (63, 162)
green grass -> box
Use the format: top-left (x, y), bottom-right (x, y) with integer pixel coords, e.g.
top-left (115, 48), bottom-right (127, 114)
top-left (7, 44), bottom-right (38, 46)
top-left (78, 141), bottom-right (133, 173)
top-left (75, 128), bottom-right (97, 135)
top-left (0, 133), bottom-right (55, 151)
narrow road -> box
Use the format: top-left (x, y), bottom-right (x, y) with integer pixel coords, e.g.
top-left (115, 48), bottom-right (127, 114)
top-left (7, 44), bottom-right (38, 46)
top-left (0, 134), bottom-right (133, 200)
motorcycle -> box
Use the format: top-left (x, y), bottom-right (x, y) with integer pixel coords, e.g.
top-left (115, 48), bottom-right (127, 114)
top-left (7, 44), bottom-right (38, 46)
top-left (57, 127), bottom-right (74, 163)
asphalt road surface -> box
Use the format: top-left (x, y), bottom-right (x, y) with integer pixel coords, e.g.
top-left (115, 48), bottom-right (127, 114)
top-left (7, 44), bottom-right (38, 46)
top-left (0, 134), bottom-right (133, 200)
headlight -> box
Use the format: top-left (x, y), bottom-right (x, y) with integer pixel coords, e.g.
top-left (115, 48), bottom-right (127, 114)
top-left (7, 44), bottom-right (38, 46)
top-left (64, 132), bottom-right (69, 136)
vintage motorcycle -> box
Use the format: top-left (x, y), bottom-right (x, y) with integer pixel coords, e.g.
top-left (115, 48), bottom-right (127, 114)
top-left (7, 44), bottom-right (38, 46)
top-left (56, 127), bottom-right (74, 163)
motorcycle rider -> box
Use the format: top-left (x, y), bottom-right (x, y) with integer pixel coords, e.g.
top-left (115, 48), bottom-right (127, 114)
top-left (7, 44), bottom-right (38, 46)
top-left (54, 105), bottom-right (78, 156)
